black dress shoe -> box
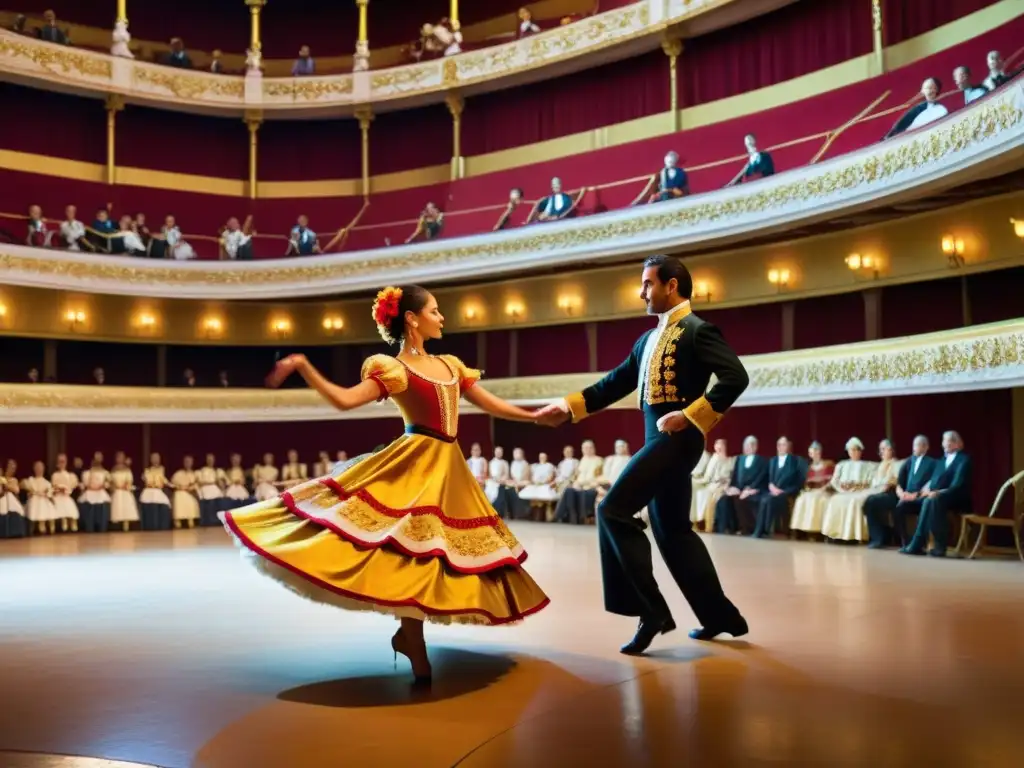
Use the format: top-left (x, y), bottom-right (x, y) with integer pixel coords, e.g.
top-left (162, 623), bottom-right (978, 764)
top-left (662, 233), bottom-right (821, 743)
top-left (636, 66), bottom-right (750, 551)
top-left (899, 546), bottom-right (925, 556)
top-left (688, 615), bottom-right (749, 641)
top-left (620, 615), bottom-right (676, 655)
top-left (927, 549), bottom-right (947, 558)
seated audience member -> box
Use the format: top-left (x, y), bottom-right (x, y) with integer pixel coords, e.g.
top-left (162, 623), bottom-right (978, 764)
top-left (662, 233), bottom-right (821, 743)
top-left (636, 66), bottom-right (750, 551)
top-left (507, 447), bottom-right (532, 519)
top-left (59, 205), bottom-right (93, 250)
top-left (753, 436), bottom-right (806, 538)
top-left (163, 215), bottom-right (195, 260)
top-left (292, 46), bottom-right (315, 76)
top-left (90, 206), bottom-right (117, 251)
top-left (823, 439), bottom-right (900, 543)
top-left (494, 188), bottom-right (524, 231)
top-left (884, 78), bottom-right (948, 139)
top-left (954, 66), bottom-right (988, 104)
top-left (901, 431), bottom-right (972, 557)
top-left (167, 38), bottom-right (193, 69)
top-left (555, 445), bottom-right (578, 492)
top-left (134, 213), bottom-right (152, 251)
top-left (519, 452), bottom-right (558, 520)
top-left (691, 438), bottom-right (734, 532)
top-left (406, 203), bottom-right (444, 243)
top-left (218, 370), bottom-right (230, 387)
top-left (182, 368), bottom-right (197, 387)
top-left (466, 443), bottom-right (488, 488)
top-left (641, 151), bottom-right (690, 204)
top-left (517, 7), bottom-right (541, 38)
top-left (117, 214), bottom-right (147, 256)
top-left (555, 440), bottom-right (603, 525)
top-left (983, 50), bottom-right (1010, 91)
top-left (789, 441), bottom-right (835, 536)
top-left (596, 440), bottom-right (632, 508)
top-left (689, 448), bottom-right (711, 519)
top-left (714, 435), bottom-right (767, 535)
top-left (27, 368), bottom-right (40, 383)
top-left (221, 215), bottom-right (255, 260)
top-left (26, 205), bottom-right (54, 248)
top-left (865, 434), bottom-right (935, 549)
top-left (485, 446), bottom-right (518, 518)
top-left (417, 19), bottom-right (462, 58)
top-left (531, 177), bottom-right (576, 222)
top-left (819, 437), bottom-right (877, 541)
top-left (726, 134), bottom-right (775, 187)
top-left (37, 10), bottom-right (69, 45)
top-left (210, 49), bottom-right (224, 73)
top-left (287, 215), bottom-right (321, 256)
top-left (10, 15), bottom-right (28, 34)
top-left (93, 367), bottom-right (106, 385)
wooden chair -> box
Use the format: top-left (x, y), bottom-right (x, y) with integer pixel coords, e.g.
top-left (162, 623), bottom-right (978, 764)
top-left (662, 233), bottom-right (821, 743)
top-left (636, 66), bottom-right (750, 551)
top-left (954, 470), bottom-right (1024, 561)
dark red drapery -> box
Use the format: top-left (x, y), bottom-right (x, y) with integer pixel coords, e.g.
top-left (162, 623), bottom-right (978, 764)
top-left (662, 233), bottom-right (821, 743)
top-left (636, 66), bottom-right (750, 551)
top-left (883, 0), bottom-right (1003, 46)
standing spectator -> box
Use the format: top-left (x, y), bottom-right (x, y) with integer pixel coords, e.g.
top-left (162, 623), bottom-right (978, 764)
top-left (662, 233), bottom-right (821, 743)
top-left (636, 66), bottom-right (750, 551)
top-left (37, 10), bottom-right (69, 45)
top-left (210, 49), bottom-right (224, 74)
top-left (167, 38), bottom-right (192, 69)
top-left (292, 46), bottom-right (315, 76)
top-left (60, 205), bottom-right (91, 251)
top-left (286, 215), bottom-right (320, 256)
top-left (221, 215), bottom-right (255, 260)
top-left (26, 205), bottom-right (54, 248)
top-left (984, 50), bottom-right (1010, 90)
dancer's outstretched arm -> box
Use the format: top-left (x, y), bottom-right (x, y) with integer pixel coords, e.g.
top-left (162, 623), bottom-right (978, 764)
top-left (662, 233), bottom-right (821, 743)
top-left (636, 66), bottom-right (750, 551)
top-left (463, 385), bottom-right (540, 423)
top-left (267, 354), bottom-right (379, 412)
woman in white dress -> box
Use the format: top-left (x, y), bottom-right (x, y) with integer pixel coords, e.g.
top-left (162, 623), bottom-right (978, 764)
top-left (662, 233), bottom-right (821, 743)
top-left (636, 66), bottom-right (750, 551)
top-left (171, 456), bottom-right (200, 528)
top-left (197, 453), bottom-right (227, 526)
top-left (252, 453), bottom-right (279, 502)
top-left (163, 215), bottom-right (196, 260)
top-left (823, 439), bottom-right (901, 543)
top-left (789, 442), bottom-right (836, 537)
top-left (519, 452), bottom-right (558, 521)
top-left (24, 461), bottom-right (58, 535)
top-left (0, 460), bottom-right (28, 539)
top-left (691, 438), bottom-right (735, 532)
top-left (110, 451), bottom-right (141, 531)
top-left (466, 443), bottom-right (488, 489)
top-left (508, 447), bottom-right (532, 520)
top-left (223, 453), bottom-right (251, 510)
top-left (820, 438), bottom-right (878, 543)
top-left (51, 454), bottom-right (80, 533)
top-left (79, 453), bottom-right (112, 533)
top-left (140, 453), bottom-right (173, 530)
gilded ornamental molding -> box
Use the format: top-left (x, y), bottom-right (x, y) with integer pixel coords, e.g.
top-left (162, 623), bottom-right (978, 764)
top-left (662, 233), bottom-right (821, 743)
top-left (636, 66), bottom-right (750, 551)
top-left (1, 85), bottom-right (1022, 300)
top-left (3, 319), bottom-right (1021, 423)
top-left (0, 0), bottom-right (720, 115)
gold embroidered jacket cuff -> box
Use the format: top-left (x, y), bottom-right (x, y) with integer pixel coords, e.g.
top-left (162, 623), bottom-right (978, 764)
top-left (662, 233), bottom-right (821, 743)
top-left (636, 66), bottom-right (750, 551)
top-left (682, 396), bottom-right (724, 436)
top-left (564, 392), bottom-right (589, 423)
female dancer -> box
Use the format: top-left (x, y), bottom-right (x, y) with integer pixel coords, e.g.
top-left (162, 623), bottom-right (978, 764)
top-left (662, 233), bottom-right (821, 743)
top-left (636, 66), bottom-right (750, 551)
top-left (221, 285), bottom-right (550, 683)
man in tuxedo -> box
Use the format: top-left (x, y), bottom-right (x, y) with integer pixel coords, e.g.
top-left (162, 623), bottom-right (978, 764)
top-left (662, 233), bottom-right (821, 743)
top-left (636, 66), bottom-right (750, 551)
top-left (753, 437), bottom-right (805, 538)
top-left (901, 431), bottom-right (972, 557)
top-left (865, 434), bottom-right (935, 549)
top-left (714, 436), bottom-right (768, 535)
top-left (536, 255), bottom-right (749, 653)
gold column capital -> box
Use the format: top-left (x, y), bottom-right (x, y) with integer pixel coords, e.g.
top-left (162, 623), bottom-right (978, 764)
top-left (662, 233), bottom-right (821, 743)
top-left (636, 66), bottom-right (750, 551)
top-left (355, 106), bottom-right (374, 131)
top-left (245, 0), bottom-right (267, 10)
top-left (449, 0), bottom-right (460, 31)
top-left (661, 38), bottom-right (683, 59)
top-left (105, 94), bottom-right (125, 113)
top-left (244, 109), bottom-right (264, 130)
top-left (355, 0), bottom-right (369, 7)
top-left (445, 91), bottom-right (464, 119)
top-left (116, 0), bottom-right (128, 25)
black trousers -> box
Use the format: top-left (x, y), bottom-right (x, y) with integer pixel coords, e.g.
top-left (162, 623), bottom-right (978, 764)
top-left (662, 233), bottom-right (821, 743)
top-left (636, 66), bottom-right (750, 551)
top-left (906, 493), bottom-right (965, 554)
top-left (753, 493), bottom-right (793, 538)
top-left (555, 488), bottom-right (598, 524)
top-left (892, 498), bottom-right (924, 547)
top-left (864, 490), bottom-right (898, 546)
top-left (596, 428), bottom-right (741, 627)
top-left (714, 495), bottom-right (760, 535)
top-left (489, 486), bottom-right (518, 519)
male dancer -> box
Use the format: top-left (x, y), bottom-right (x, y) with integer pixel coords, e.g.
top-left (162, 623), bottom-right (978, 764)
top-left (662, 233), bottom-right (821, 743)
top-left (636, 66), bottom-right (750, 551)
top-left (537, 255), bottom-right (748, 653)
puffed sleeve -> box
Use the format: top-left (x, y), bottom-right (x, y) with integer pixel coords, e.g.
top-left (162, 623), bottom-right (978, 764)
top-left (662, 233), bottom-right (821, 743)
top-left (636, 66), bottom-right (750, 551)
top-left (360, 354), bottom-right (409, 401)
top-left (440, 355), bottom-right (482, 392)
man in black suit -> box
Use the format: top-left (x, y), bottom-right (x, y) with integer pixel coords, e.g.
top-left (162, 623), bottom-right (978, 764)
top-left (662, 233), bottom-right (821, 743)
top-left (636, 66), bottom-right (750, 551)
top-left (714, 436), bottom-right (768, 535)
top-left (536, 255), bottom-right (749, 653)
top-left (865, 434), bottom-right (936, 549)
top-left (753, 436), bottom-right (806, 538)
top-left (901, 431), bottom-right (972, 558)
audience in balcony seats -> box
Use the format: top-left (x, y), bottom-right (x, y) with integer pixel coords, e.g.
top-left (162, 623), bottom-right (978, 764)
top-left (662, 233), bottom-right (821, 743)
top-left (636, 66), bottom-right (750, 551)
top-left (824, 439), bottom-right (901, 543)
top-left (286, 215), bottom-right (320, 256)
top-left (714, 435), bottom-right (768, 535)
top-left (406, 203), bottom-right (445, 243)
top-left (984, 50), bottom-right (1011, 91)
top-left (554, 440), bottom-right (604, 525)
top-left (642, 151), bottom-right (690, 203)
top-left (27, 367), bottom-right (40, 383)
top-left (864, 434), bottom-right (935, 549)
top-left (789, 441), bottom-right (835, 537)
top-left (26, 205), bottom-right (54, 248)
top-left (467, 443), bottom-right (488, 488)
top-left (517, 7), bottom-right (541, 38)
top-left (166, 38), bottom-right (193, 69)
top-left (221, 215), bottom-right (255, 260)
top-left (93, 367), bottom-right (106, 385)
top-left (292, 46), bottom-right (315, 76)
top-left (209, 50), bottom-right (224, 74)
top-left (690, 438), bottom-right (733, 532)
top-left (90, 206), bottom-right (117, 252)
top-left (494, 188), bottom-right (524, 230)
top-left (10, 14), bottom-right (27, 34)
top-left (726, 134), bottom-right (775, 187)
top-left (884, 78), bottom-right (948, 139)
top-left (163, 215), bottom-right (195, 260)
top-left (953, 66), bottom-right (988, 105)
top-left (182, 368), bottom-right (197, 387)
top-left (117, 214), bottom-right (147, 256)
top-left (415, 18), bottom-right (462, 59)
top-left (818, 437), bottom-right (877, 542)
top-left (753, 436), bottom-right (806, 539)
top-left (520, 451), bottom-right (558, 520)
top-left (111, 19), bottom-right (133, 58)
top-left (60, 206), bottom-right (90, 252)
top-left (37, 10), bottom-right (69, 45)
top-left (531, 177), bottom-right (575, 222)
top-left (901, 431), bottom-right (972, 558)
top-left (218, 370), bottom-right (230, 387)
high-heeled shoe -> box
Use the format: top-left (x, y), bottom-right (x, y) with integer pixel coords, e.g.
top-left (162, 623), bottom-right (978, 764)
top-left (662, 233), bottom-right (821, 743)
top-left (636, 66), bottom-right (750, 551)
top-left (391, 630), bottom-right (433, 685)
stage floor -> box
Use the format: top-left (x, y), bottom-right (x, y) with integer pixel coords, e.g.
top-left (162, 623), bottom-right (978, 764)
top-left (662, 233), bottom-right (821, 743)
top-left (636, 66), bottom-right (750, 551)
top-left (0, 525), bottom-right (1021, 768)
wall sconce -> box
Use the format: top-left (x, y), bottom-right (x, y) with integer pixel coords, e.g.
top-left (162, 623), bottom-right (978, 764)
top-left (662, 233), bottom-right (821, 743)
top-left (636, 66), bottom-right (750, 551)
top-left (767, 268), bottom-right (790, 290)
top-left (201, 315), bottom-right (224, 338)
top-left (941, 235), bottom-right (965, 267)
top-left (133, 311), bottom-right (158, 333)
top-left (321, 315), bottom-right (344, 334)
top-left (0, 302), bottom-right (7, 320)
top-left (556, 293), bottom-right (582, 315)
top-left (462, 303), bottom-right (484, 323)
top-left (271, 317), bottom-right (293, 337)
top-left (692, 280), bottom-right (713, 302)
top-left (845, 253), bottom-right (879, 279)
top-left (1010, 218), bottom-right (1024, 239)
top-left (505, 301), bottom-right (525, 321)
top-left (64, 308), bottom-right (87, 330)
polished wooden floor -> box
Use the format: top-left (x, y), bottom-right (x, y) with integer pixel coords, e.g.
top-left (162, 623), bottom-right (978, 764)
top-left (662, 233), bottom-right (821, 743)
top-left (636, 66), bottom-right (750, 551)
top-left (1, 525), bottom-right (1022, 768)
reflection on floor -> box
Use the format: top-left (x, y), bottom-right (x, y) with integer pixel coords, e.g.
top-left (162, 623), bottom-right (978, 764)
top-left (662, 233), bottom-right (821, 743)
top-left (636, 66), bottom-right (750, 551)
top-left (1, 526), bottom-right (1021, 767)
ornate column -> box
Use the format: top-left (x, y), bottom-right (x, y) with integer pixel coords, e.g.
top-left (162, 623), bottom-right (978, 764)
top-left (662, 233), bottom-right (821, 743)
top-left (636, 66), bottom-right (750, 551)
top-left (245, 110), bottom-right (262, 199)
top-left (662, 38), bottom-right (683, 131)
top-left (354, 0), bottom-right (370, 72)
top-left (246, 0), bottom-right (266, 54)
top-left (446, 92), bottom-right (464, 181)
top-left (449, 0), bottom-right (460, 31)
top-left (105, 94), bottom-right (124, 185)
top-left (871, 0), bottom-right (885, 74)
top-left (355, 106), bottom-right (373, 198)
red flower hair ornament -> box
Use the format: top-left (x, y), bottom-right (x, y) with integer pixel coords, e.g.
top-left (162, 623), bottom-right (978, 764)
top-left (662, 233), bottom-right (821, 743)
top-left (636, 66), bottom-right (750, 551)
top-left (371, 286), bottom-right (403, 344)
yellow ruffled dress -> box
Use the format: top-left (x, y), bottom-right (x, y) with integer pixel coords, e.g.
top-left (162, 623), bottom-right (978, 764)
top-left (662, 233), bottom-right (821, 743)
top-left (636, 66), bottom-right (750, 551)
top-left (222, 354), bottom-right (550, 626)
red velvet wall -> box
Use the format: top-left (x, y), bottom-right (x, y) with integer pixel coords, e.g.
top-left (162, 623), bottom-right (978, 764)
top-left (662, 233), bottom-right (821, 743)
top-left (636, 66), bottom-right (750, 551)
top-left (117, 106), bottom-right (248, 179)
top-left (1, 425), bottom-right (48, 474)
top-left (257, 119), bottom-right (363, 181)
top-left (369, 104), bottom-right (454, 175)
top-left (965, 266), bottom-right (1024, 326)
top-left (596, 316), bottom-right (654, 370)
top-left (516, 325), bottom-right (590, 376)
top-left (65, 423), bottom-right (144, 468)
top-left (702, 303), bottom-right (784, 356)
top-left (881, 276), bottom-right (964, 339)
top-left (0, 83), bottom-right (106, 164)
top-left (483, 330), bottom-right (512, 379)
top-left (54, 340), bottom-right (159, 386)
top-left (0, 337), bottom-right (45, 382)
top-left (793, 292), bottom-right (866, 349)
top-left (883, 0), bottom-right (1003, 46)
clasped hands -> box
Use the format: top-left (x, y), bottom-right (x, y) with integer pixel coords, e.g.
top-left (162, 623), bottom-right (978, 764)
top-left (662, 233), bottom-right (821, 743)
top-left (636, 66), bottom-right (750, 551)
top-left (532, 402), bottom-right (689, 434)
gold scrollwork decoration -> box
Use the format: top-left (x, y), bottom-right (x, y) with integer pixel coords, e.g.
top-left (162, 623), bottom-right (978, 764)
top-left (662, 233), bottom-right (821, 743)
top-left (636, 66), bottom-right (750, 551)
top-left (0, 35), bottom-right (111, 78)
top-left (133, 66), bottom-right (244, 100)
top-left (263, 77), bottom-right (354, 101)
